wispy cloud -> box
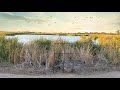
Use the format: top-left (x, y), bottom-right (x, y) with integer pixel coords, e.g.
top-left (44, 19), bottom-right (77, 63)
top-left (0, 12), bottom-right (48, 24)
top-left (0, 12), bottom-right (27, 20)
top-left (0, 12), bottom-right (120, 33)
top-left (2, 12), bottom-right (14, 16)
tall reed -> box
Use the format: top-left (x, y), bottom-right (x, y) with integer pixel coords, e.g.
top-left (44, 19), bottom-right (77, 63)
top-left (1, 34), bottom-right (120, 68)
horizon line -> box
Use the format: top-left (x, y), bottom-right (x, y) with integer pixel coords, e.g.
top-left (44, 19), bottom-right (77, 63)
top-left (0, 30), bottom-right (116, 33)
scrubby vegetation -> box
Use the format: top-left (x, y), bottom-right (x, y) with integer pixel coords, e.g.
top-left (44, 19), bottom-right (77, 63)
top-left (0, 34), bottom-right (120, 74)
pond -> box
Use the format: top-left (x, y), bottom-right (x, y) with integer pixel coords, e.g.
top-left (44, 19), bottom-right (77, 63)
top-left (5, 35), bottom-right (81, 44)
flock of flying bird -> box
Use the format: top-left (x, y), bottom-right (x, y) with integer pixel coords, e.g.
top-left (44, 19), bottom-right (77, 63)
top-left (23, 16), bottom-right (101, 26)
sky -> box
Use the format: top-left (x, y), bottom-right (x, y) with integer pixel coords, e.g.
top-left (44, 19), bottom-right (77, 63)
top-left (0, 12), bottom-right (120, 33)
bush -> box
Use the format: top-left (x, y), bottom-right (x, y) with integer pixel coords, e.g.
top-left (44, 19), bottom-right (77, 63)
top-left (0, 36), bottom-right (23, 63)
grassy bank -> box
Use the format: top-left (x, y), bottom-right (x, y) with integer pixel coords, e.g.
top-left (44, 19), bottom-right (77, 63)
top-left (0, 34), bottom-right (120, 73)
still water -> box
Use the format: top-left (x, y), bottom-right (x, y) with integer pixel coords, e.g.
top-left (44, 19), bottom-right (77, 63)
top-left (5, 35), bottom-right (81, 44)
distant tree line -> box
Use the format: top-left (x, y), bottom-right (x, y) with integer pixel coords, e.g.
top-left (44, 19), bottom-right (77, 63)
top-left (0, 31), bottom-right (119, 36)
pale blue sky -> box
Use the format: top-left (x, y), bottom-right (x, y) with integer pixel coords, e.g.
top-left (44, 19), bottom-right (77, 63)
top-left (0, 12), bottom-right (120, 33)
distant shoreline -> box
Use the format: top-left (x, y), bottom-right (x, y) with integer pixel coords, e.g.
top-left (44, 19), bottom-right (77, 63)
top-left (6, 34), bottom-right (68, 36)
top-left (0, 31), bottom-right (118, 36)
top-left (5, 33), bottom-right (84, 36)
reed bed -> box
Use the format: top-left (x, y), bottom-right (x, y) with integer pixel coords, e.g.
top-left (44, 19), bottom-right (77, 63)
top-left (0, 34), bottom-right (120, 73)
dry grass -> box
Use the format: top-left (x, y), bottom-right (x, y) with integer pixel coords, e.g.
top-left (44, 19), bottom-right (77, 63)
top-left (1, 34), bottom-right (120, 73)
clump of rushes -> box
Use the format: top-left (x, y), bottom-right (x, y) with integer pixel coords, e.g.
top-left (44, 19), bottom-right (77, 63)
top-left (0, 36), bottom-right (23, 63)
top-left (30, 38), bottom-right (51, 50)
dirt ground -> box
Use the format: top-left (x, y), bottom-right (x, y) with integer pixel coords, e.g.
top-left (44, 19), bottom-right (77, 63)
top-left (0, 71), bottom-right (120, 78)
top-left (0, 61), bottom-right (120, 78)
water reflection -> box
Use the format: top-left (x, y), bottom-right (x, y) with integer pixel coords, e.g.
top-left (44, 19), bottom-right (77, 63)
top-left (6, 35), bottom-right (81, 44)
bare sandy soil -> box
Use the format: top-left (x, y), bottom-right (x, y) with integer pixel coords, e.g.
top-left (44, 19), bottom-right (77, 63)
top-left (0, 62), bottom-right (120, 78)
top-left (0, 71), bottom-right (120, 78)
